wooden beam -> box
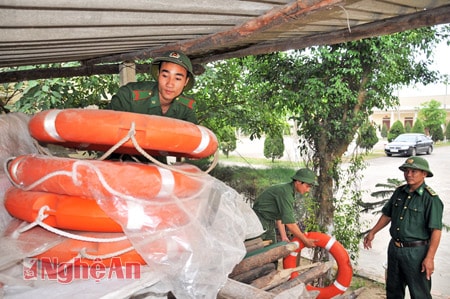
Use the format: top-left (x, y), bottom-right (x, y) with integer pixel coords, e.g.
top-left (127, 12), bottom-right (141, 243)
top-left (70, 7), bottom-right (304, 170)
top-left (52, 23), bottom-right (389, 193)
top-left (0, 64), bottom-right (150, 84)
top-left (229, 242), bottom-right (299, 277)
top-left (84, 0), bottom-right (342, 66)
top-left (194, 4), bottom-right (450, 64)
top-left (1, 3), bottom-right (448, 83)
top-left (0, 62), bottom-right (205, 84)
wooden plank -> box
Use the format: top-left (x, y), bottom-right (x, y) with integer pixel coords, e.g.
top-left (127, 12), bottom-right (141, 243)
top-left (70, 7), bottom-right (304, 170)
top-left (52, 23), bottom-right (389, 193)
top-left (249, 263), bottom-right (321, 290)
top-left (217, 278), bottom-right (276, 299)
top-left (230, 242), bottom-right (298, 277)
top-left (269, 261), bottom-right (333, 294)
top-left (231, 263), bottom-right (276, 284)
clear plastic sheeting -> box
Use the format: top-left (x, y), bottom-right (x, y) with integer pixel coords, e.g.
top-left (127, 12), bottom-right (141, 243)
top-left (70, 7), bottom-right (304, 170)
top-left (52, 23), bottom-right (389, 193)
top-left (0, 112), bottom-right (39, 234)
top-left (1, 156), bottom-right (264, 298)
top-left (0, 111), bottom-right (264, 298)
top-left (0, 219), bottom-right (65, 271)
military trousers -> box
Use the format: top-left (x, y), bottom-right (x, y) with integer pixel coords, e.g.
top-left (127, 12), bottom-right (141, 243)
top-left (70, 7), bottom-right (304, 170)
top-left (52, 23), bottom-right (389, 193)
top-left (254, 213), bottom-right (277, 244)
top-left (386, 239), bottom-right (432, 299)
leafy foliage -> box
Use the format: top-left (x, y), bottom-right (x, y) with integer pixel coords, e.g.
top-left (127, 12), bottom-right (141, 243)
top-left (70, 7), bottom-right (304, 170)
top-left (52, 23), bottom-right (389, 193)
top-left (218, 126), bottom-right (237, 158)
top-left (411, 118), bottom-right (425, 134)
top-left (418, 99), bottom-right (447, 141)
top-left (446, 122), bottom-right (450, 140)
top-left (357, 121), bottom-right (378, 150)
top-left (387, 120), bottom-right (405, 141)
top-left (263, 132), bottom-right (285, 162)
top-left (381, 123), bottom-right (388, 138)
top-left (3, 63), bottom-right (119, 113)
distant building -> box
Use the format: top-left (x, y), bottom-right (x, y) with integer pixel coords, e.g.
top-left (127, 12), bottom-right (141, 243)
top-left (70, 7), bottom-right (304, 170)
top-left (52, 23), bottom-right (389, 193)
top-left (370, 94), bottom-right (450, 134)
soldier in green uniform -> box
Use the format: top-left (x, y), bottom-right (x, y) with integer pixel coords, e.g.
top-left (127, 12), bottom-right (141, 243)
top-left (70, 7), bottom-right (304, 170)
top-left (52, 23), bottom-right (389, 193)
top-left (252, 168), bottom-right (318, 248)
top-left (108, 51), bottom-right (197, 163)
top-left (363, 156), bottom-right (443, 299)
top-left (108, 50), bottom-right (197, 124)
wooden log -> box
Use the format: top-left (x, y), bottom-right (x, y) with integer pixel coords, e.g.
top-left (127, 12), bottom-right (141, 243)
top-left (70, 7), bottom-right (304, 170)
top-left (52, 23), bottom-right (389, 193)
top-left (246, 242), bottom-right (265, 253)
top-left (274, 284), bottom-right (320, 299)
top-left (250, 262), bottom-right (322, 290)
top-left (269, 261), bottom-right (333, 294)
top-left (331, 287), bottom-right (366, 298)
top-left (230, 263), bottom-right (276, 283)
top-left (217, 278), bottom-right (276, 299)
top-left (230, 242), bottom-right (299, 277)
top-left (244, 237), bottom-right (263, 247)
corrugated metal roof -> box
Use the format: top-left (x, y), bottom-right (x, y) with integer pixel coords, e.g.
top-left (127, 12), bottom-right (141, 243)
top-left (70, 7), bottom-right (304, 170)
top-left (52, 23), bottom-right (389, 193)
top-left (0, 0), bottom-right (449, 81)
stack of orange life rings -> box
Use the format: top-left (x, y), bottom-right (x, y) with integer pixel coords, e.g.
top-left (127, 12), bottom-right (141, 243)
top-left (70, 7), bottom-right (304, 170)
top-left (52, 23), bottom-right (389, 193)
top-left (3, 108), bottom-right (218, 267)
top-left (283, 232), bottom-right (353, 299)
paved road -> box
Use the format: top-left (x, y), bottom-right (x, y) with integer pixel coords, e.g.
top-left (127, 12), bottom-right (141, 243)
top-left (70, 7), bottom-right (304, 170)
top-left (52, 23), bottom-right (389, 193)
top-left (356, 145), bottom-right (450, 298)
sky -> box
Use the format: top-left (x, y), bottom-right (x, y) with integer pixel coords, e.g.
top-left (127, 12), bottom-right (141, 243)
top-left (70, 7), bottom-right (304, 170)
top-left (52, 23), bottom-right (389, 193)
top-left (397, 39), bottom-right (449, 97)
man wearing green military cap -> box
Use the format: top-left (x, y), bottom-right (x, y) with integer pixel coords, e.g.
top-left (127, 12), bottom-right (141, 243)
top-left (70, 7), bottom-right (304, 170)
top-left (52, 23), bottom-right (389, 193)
top-left (109, 50), bottom-right (197, 124)
top-left (252, 168), bottom-right (318, 247)
top-left (363, 156), bottom-right (443, 299)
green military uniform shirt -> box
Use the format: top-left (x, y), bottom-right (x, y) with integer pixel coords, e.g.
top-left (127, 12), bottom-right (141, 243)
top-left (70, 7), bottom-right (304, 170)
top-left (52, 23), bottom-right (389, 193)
top-left (252, 182), bottom-right (297, 224)
top-left (382, 183), bottom-right (443, 242)
top-left (109, 81), bottom-right (198, 124)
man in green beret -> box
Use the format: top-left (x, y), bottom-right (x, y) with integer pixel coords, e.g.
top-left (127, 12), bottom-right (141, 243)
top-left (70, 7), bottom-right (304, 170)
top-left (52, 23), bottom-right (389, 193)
top-left (108, 50), bottom-right (197, 124)
top-left (252, 168), bottom-right (318, 248)
top-left (363, 156), bottom-right (443, 299)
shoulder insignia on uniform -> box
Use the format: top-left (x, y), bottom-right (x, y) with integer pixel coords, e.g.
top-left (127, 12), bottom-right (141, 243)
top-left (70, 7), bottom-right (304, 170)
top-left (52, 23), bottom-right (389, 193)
top-left (176, 96), bottom-right (196, 109)
top-left (425, 186), bottom-right (437, 196)
top-left (133, 90), bottom-right (152, 101)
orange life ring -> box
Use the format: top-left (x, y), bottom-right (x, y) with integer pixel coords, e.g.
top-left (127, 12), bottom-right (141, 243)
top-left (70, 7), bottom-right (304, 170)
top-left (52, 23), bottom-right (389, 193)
top-left (4, 187), bottom-right (122, 232)
top-left (7, 154), bottom-right (204, 200)
top-left (7, 154), bottom-right (206, 230)
top-left (283, 232), bottom-right (353, 299)
top-left (32, 232), bottom-right (147, 267)
top-left (28, 109), bottom-right (218, 159)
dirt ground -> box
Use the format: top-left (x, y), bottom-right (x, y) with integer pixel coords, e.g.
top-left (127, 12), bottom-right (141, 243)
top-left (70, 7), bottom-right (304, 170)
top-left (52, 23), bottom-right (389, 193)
top-left (348, 275), bottom-right (386, 299)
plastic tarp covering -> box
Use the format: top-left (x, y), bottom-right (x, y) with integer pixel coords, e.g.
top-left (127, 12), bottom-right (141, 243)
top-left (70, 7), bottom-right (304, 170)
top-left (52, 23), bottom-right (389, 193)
top-left (1, 156), bottom-right (264, 298)
top-left (0, 112), bottom-right (264, 298)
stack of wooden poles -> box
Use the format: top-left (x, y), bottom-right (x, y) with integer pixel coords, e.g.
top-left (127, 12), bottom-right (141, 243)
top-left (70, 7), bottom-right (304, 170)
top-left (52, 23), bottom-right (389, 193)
top-left (216, 238), bottom-right (364, 299)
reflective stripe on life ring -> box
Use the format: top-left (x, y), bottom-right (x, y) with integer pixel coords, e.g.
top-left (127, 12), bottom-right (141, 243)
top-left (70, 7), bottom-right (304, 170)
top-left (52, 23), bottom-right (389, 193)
top-left (6, 155), bottom-right (206, 231)
top-left (28, 109), bottom-right (218, 159)
top-left (282, 232), bottom-right (353, 299)
top-left (7, 154), bottom-right (204, 200)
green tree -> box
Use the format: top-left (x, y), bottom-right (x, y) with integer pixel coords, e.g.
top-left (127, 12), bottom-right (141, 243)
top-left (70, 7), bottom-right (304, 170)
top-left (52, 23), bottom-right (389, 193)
top-left (263, 132), bottom-right (285, 162)
top-left (446, 122), bottom-right (450, 140)
top-left (430, 125), bottom-right (444, 142)
top-left (218, 126), bottom-right (237, 158)
top-left (4, 63), bottom-right (118, 113)
top-left (194, 57), bottom-right (286, 139)
top-left (418, 99), bottom-right (446, 141)
top-left (381, 123), bottom-right (388, 138)
top-left (404, 122), bottom-right (411, 133)
top-left (357, 121), bottom-right (378, 150)
top-left (242, 26), bottom-right (446, 256)
top-left (387, 120), bottom-right (405, 141)
top-left (411, 118), bottom-right (425, 133)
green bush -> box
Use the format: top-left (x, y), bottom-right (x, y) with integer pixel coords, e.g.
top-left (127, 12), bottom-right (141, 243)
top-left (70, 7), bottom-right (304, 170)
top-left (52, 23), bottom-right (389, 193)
top-left (387, 120), bottom-right (405, 142)
top-left (412, 119), bottom-right (425, 134)
top-left (446, 122), bottom-right (450, 140)
top-left (381, 124), bottom-right (388, 138)
top-left (263, 133), bottom-right (285, 163)
top-left (430, 125), bottom-right (444, 142)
